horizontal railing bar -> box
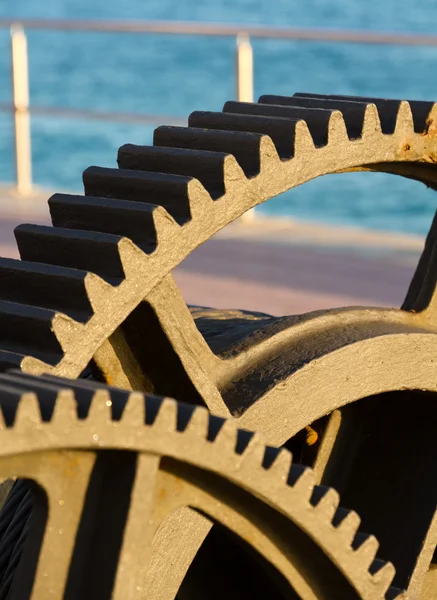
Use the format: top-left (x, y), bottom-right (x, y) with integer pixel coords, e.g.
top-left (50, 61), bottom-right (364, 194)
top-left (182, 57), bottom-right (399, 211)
top-left (0, 18), bottom-right (437, 46)
top-left (0, 103), bottom-right (187, 126)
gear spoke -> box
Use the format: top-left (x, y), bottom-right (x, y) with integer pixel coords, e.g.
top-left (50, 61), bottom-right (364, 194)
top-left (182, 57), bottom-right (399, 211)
top-left (0, 450), bottom-right (96, 599)
top-left (112, 453), bottom-right (161, 600)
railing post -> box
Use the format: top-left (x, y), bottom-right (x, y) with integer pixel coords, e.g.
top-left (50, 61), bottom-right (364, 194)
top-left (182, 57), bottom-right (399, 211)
top-left (236, 34), bottom-right (255, 222)
top-left (236, 33), bottom-right (254, 103)
top-left (10, 24), bottom-right (32, 197)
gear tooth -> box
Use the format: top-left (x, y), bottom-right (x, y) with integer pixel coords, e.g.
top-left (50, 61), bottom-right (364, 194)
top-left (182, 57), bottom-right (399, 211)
top-left (52, 389), bottom-right (78, 424)
top-left (265, 448), bottom-right (293, 481)
top-left (184, 405), bottom-right (210, 437)
top-left (395, 101), bottom-right (414, 135)
top-left (115, 237), bottom-right (148, 280)
top-left (222, 154), bottom-right (248, 193)
top-left (361, 103), bottom-right (382, 138)
top-left (83, 273), bottom-right (114, 313)
top-left (86, 389), bottom-right (113, 425)
top-left (121, 392), bottom-right (146, 426)
top-left (407, 99), bottom-right (436, 132)
top-left (425, 102), bottom-right (437, 134)
top-left (369, 559), bottom-right (396, 592)
top-left (258, 135), bottom-right (281, 171)
top-left (310, 485), bottom-right (340, 519)
top-left (20, 355), bottom-right (53, 376)
top-left (287, 465), bottom-right (315, 500)
top-left (14, 392), bottom-right (42, 429)
top-left (238, 431), bottom-right (266, 465)
top-left (186, 178), bottom-right (215, 219)
top-left (150, 204), bottom-right (181, 247)
top-left (293, 120), bottom-right (316, 155)
top-left (151, 397), bottom-right (178, 432)
top-left (333, 508), bottom-right (361, 545)
top-left (210, 419), bottom-right (239, 448)
top-left (352, 532), bottom-right (380, 568)
top-left (327, 111), bottom-right (349, 145)
top-left (52, 313), bottom-right (85, 354)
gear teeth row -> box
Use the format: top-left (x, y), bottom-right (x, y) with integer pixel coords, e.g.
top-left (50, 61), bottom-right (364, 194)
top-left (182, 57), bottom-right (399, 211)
top-left (83, 165), bottom-right (212, 223)
top-left (261, 92), bottom-right (435, 135)
top-left (0, 374), bottom-right (402, 598)
top-left (224, 100), bottom-right (349, 146)
top-left (206, 418), bottom-right (295, 476)
top-left (0, 373), bottom-right (73, 424)
top-left (5, 370), bottom-right (130, 420)
top-left (188, 109), bottom-right (313, 158)
top-left (0, 239), bottom-right (133, 370)
top-left (293, 92), bottom-right (436, 134)
top-left (154, 126), bottom-right (269, 178)
top-left (258, 95), bottom-right (376, 138)
top-left (117, 144), bottom-right (246, 199)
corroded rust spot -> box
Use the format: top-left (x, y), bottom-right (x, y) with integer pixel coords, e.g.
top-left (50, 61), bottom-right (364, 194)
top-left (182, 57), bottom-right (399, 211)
top-left (425, 117), bottom-right (437, 137)
top-left (305, 425), bottom-right (319, 446)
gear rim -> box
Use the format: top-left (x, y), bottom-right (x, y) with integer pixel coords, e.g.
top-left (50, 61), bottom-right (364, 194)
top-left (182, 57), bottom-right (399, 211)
top-left (0, 374), bottom-right (405, 599)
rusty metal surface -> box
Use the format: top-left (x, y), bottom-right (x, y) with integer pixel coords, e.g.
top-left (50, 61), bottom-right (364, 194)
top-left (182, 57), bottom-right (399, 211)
top-left (0, 93), bottom-right (436, 596)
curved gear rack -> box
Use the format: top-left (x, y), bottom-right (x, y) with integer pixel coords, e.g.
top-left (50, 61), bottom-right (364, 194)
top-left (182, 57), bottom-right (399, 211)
top-left (0, 373), bottom-right (406, 599)
top-left (0, 92), bottom-right (436, 596)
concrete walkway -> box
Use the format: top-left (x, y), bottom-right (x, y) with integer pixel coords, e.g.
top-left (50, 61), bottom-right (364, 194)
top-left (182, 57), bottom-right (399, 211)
top-left (0, 185), bottom-right (424, 316)
top-left (175, 237), bottom-right (418, 315)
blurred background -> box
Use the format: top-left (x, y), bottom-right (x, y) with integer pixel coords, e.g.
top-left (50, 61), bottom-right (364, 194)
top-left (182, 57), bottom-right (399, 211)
top-left (0, 0), bottom-right (435, 314)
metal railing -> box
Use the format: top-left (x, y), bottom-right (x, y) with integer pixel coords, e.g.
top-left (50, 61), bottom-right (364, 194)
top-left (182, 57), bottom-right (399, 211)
top-left (2, 18), bottom-right (437, 197)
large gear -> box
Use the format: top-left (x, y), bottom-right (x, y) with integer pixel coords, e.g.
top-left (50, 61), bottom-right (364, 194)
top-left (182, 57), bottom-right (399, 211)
top-left (0, 92), bottom-right (436, 596)
top-left (0, 373), bottom-right (405, 599)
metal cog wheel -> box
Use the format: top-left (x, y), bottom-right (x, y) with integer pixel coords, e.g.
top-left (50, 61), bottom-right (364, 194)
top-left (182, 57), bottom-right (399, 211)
top-left (0, 92), bottom-right (436, 595)
top-left (0, 373), bottom-right (406, 599)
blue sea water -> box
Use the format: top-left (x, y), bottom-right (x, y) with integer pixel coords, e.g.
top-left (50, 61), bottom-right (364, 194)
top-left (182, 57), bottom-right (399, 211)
top-left (1, 1), bottom-right (437, 235)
